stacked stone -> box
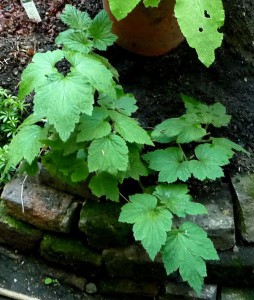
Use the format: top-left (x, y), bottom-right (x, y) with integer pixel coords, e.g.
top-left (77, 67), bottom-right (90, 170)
top-left (0, 171), bottom-right (254, 299)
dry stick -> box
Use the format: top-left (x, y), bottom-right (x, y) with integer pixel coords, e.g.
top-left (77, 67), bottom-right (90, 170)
top-left (0, 287), bottom-right (40, 300)
top-left (20, 174), bottom-right (28, 213)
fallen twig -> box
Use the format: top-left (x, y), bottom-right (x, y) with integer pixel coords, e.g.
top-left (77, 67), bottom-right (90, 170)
top-left (0, 287), bottom-right (40, 300)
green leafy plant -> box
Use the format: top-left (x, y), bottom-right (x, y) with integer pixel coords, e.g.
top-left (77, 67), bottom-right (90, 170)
top-left (44, 277), bottom-right (59, 285)
top-left (119, 94), bottom-right (248, 293)
top-left (107, 0), bottom-right (225, 67)
top-left (0, 87), bottom-right (28, 143)
top-left (3, 5), bottom-right (248, 295)
top-left (0, 88), bottom-right (28, 187)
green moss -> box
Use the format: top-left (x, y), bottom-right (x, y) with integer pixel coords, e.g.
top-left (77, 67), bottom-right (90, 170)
top-left (0, 201), bottom-right (41, 235)
top-left (40, 234), bottom-right (102, 267)
top-left (246, 175), bottom-right (254, 198)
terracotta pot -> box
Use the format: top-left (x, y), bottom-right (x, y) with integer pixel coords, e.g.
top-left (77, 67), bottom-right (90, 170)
top-left (102, 0), bottom-right (185, 56)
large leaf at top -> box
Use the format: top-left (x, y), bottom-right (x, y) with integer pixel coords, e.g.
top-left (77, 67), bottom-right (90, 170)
top-left (153, 184), bottom-right (207, 217)
top-left (88, 134), bottom-right (129, 174)
top-left (34, 72), bottom-right (94, 141)
top-left (60, 4), bottom-right (92, 30)
top-left (18, 50), bottom-right (64, 99)
top-left (77, 107), bottom-right (111, 142)
top-left (189, 143), bottom-right (231, 180)
top-left (88, 10), bottom-right (117, 50)
top-left (67, 52), bottom-right (116, 97)
top-left (119, 194), bottom-right (172, 260)
top-left (108, 0), bottom-right (141, 20)
top-left (109, 111), bottom-right (153, 145)
top-left (175, 0), bottom-right (225, 67)
top-left (5, 125), bottom-right (47, 171)
top-left (162, 222), bottom-right (219, 293)
top-left (143, 147), bottom-right (192, 183)
top-left (89, 172), bottom-right (119, 202)
top-left (182, 94), bottom-right (231, 127)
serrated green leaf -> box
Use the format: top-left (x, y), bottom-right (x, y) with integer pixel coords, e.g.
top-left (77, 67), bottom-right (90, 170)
top-left (18, 50), bottom-right (64, 99)
top-left (91, 53), bottom-right (119, 81)
top-left (89, 172), bottom-right (119, 201)
top-left (18, 113), bottom-right (44, 129)
top-left (109, 111), bottom-right (153, 145)
top-left (152, 116), bottom-right (206, 144)
top-left (60, 4), bottom-right (91, 30)
top-left (77, 107), bottom-right (111, 142)
top-left (6, 125), bottom-right (47, 170)
top-left (34, 72), bottom-right (94, 142)
top-left (119, 194), bottom-right (172, 260)
top-left (182, 94), bottom-right (231, 127)
top-left (127, 143), bottom-right (148, 180)
top-left (99, 90), bottom-right (138, 116)
top-left (162, 222), bottom-right (218, 293)
top-left (143, 148), bottom-right (191, 183)
top-left (212, 138), bottom-right (250, 156)
top-left (42, 151), bottom-right (89, 183)
top-left (89, 10), bottom-right (117, 50)
top-left (67, 52), bottom-right (115, 97)
top-left (55, 29), bottom-right (93, 54)
top-left (175, 0), bottom-right (225, 67)
top-left (153, 184), bottom-right (207, 217)
top-left (189, 143), bottom-right (231, 180)
top-left (18, 159), bottom-right (39, 176)
top-left (88, 134), bottom-right (128, 174)
top-left (108, 0), bottom-right (141, 20)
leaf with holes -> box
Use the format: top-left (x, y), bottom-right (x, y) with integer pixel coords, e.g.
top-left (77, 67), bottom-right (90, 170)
top-left (175, 0), bottom-right (225, 67)
top-left (162, 222), bottom-right (218, 293)
top-left (119, 194), bottom-right (173, 260)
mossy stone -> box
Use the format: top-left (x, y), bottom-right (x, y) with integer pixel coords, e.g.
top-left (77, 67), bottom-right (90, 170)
top-left (0, 201), bottom-right (42, 251)
top-left (40, 234), bottom-right (102, 273)
top-left (79, 201), bottom-right (132, 249)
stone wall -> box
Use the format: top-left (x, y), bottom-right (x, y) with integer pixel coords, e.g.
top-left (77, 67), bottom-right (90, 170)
top-left (0, 170), bottom-right (254, 299)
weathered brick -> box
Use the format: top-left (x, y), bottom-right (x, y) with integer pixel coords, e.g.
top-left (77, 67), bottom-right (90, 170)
top-left (1, 175), bottom-right (80, 233)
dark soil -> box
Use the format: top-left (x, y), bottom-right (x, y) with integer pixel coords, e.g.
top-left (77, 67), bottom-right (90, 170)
top-left (0, 0), bottom-right (253, 299)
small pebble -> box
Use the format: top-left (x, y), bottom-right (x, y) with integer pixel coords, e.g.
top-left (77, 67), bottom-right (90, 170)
top-left (86, 282), bottom-right (97, 294)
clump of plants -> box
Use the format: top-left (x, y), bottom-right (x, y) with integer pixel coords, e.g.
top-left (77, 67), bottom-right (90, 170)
top-left (0, 87), bottom-right (28, 185)
top-left (4, 5), bottom-right (248, 294)
top-left (107, 0), bottom-right (225, 67)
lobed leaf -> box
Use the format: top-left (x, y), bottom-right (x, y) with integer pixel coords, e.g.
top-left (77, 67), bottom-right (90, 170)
top-left (154, 184), bottom-right (207, 217)
top-left (127, 143), bottom-right (149, 180)
top-left (143, 148), bottom-right (192, 183)
top-left (88, 134), bottom-right (129, 174)
top-left (6, 125), bottom-right (47, 171)
top-left (18, 50), bottom-right (64, 99)
top-left (77, 107), bottom-right (111, 142)
top-left (109, 111), bottom-right (153, 145)
top-left (119, 194), bottom-right (172, 260)
top-left (89, 172), bottom-right (119, 202)
top-left (162, 222), bottom-right (219, 293)
top-left (60, 4), bottom-right (92, 30)
top-left (89, 10), bottom-right (117, 50)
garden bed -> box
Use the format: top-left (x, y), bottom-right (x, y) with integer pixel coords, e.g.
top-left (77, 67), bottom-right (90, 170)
top-left (0, 0), bottom-right (254, 299)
